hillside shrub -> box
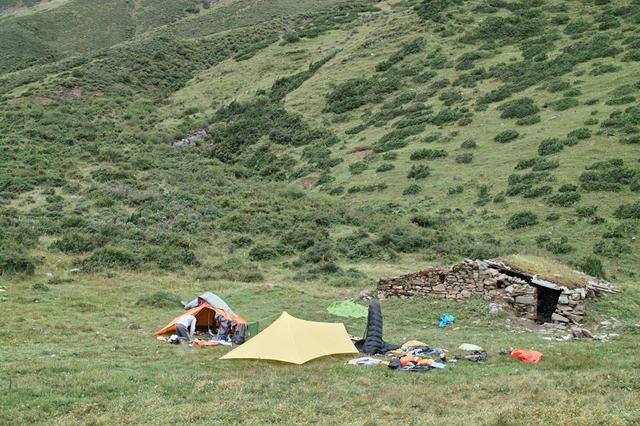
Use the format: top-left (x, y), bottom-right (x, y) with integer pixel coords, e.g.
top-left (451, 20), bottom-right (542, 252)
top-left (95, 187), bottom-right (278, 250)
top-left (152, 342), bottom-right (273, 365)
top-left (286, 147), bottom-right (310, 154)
top-left (594, 239), bottom-right (632, 258)
top-left (0, 249), bottom-right (36, 275)
top-left (546, 237), bottom-right (575, 254)
top-left (49, 233), bottom-right (98, 253)
top-left (498, 97), bottom-right (539, 119)
top-left (376, 37), bottom-right (423, 72)
top-left (550, 98), bottom-right (579, 111)
top-left (507, 211), bottom-right (539, 229)
top-left (547, 192), bottom-right (581, 207)
top-left (382, 152), bottom-right (398, 160)
top-left (545, 80), bottom-right (571, 92)
top-left (403, 184), bottom-right (422, 195)
top-left (576, 256), bottom-right (606, 278)
top-left (439, 90), bottom-right (463, 106)
top-left (410, 148), bottom-right (448, 160)
top-left (538, 138), bottom-right (564, 156)
top-left (494, 130), bottom-right (519, 143)
top-left (448, 185), bottom-right (464, 194)
top-left (516, 115), bottom-right (541, 126)
top-left (345, 124), bottom-right (367, 135)
top-left (558, 184), bottom-right (578, 192)
top-left (580, 159), bottom-right (636, 191)
top-left (300, 240), bottom-right (336, 264)
top-left (376, 163), bottom-right (395, 173)
top-left (602, 222), bottom-right (636, 239)
top-left (523, 185), bottom-right (552, 198)
top-left (407, 165), bottom-right (431, 179)
top-left (82, 246), bottom-right (138, 271)
top-left (567, 128), bottom-right (591, 139)
top-left (576, 206), bottom-right (598, 218)
top-left (620, 136), bottom-right (640, 144)
top-left (461, 139), bottom-right (477, 149)
top-left (349, 161), bottom-right (368, 175)
top-left (456, 153), bottom-right (473, 164)
top-left (477, 85), bottom-right (513, 104)
top-left (324, 76), bottom-right (401, 114)
top-left (614, 201), bottom-right (640, 219)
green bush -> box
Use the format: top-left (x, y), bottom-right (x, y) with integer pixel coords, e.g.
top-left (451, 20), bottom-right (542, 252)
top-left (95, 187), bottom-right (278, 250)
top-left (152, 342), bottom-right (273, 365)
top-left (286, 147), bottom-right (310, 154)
top-left (300, 240), bottom-right (336, 264)
top-left (547, 192), bottom-right (581, 207)
top-left (545, 80), bottom-right (571, 92)
top-left (558, 183), bottom-right (578, 192)
top-left (349, 161), bottom-right (368, 175)
top-left (507, 211), bottom-right (539, 229)
top-left (576, 206), bottom-right (597, 218)
top-left (0, 248), bottom-right (36, 275)
top-left (376, 37), bottom-right (423, 72)
top-left (550, 98), bottom-right (579, 111)
top-left (403, 184), bottom-right (422, 195)
top-left (249, 244), bottom-right (289, 261)
top-left (49, 233), bottom-right (98, 253)
top-left (546, 237), bottom-right (575, 254)
top-left (538, 138), bottom-right (564, 156)
top-left (461, 139), bottom-right (477, 149)
top-left (376, 163), bottom-right (395, 173)
top-left (32, 282), bottom-right (49, 292)
top-left (82, 246), bottom-right (138, 271)
top-left (614, 201), bottom-right (640, 219)
top-left (407, 165), bottom-right (431, 179)
top-left (567, 128), bottom-right (591, 139)
top-left (448, 185), bottom-right (464, 195)
top-left (594, 239), bottom-right (632, 258)
top-left (494, 130), bottom-right (519, 143)
top-left (455, 153), bottom-right (473, 164)
top-left (576, 256), bottom-right (606, 278)
top-left (410, 148), bottom-right (448, 160)
top-left (516, 115), bottom-right (541, 126)
top-left (498, 97), bottom-right (539, 119)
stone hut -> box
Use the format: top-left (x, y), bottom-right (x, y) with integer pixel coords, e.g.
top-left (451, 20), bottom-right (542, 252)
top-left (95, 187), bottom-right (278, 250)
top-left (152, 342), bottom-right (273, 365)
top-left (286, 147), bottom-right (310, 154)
top-left (376, 259), bottom-right (617, 324)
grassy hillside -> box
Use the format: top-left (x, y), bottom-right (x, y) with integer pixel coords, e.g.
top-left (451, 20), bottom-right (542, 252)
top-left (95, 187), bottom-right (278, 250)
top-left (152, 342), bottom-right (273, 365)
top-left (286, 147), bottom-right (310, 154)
top-left (1, 0), bottom-right (640, 423)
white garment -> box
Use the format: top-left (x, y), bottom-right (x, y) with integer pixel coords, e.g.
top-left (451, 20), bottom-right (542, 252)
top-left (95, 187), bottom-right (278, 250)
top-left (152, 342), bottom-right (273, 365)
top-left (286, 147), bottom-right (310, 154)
top-left (176, 314), bottom-right (197, 336)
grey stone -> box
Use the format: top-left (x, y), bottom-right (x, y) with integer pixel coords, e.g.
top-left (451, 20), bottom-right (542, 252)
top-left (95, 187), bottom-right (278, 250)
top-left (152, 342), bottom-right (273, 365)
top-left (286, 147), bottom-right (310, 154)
top-left (552, 313), bottom-right (570, 323)
top-left (515, 295), bottom-right (535, 305)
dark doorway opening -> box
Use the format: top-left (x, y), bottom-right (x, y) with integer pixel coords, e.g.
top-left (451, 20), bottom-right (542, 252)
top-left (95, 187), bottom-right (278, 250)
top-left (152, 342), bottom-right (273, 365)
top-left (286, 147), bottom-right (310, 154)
top-left (536, 286), bottom-right (562, 323)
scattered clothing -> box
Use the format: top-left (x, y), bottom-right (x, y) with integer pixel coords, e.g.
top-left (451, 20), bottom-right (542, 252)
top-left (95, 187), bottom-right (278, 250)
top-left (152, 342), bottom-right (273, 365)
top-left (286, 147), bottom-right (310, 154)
top-left (438, 312), bottom-right (455, 328)
top-left (327, 300), bottom-right (369, 318)
top-left (401, 340), bottom-right (428, 350)
top-left (192, 340), bottom-right (220, 347)
top-left (459, 343), bottom-right (483, 351)
top-left (348, 357), bottom-right (382, 366)
top-left (511, 349), bottom-right (542, 364)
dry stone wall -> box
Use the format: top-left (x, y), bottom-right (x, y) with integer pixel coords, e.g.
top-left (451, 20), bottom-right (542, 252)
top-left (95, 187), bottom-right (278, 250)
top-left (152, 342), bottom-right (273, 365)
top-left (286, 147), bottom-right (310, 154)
top-left (376, 259), bottom-right (603, 324)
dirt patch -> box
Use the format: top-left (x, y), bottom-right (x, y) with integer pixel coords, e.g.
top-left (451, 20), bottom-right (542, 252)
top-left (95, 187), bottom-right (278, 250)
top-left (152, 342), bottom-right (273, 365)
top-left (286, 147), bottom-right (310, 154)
top-left (348, 146), bottom-right (372, 155)
top-left (297, 175), bottom-right (319, 189)
top-left (57, 86), bottom-right (83, 100)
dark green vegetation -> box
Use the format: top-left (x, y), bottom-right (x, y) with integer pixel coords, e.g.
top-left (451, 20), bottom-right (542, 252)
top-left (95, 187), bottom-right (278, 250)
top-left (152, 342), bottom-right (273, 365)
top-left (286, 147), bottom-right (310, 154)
top-left (1, 0), bottom-right (640, 423)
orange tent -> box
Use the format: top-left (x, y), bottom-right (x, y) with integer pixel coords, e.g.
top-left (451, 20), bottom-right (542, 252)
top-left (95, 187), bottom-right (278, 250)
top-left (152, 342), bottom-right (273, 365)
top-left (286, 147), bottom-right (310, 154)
top-left (154, 302), bottom-right (246, 336)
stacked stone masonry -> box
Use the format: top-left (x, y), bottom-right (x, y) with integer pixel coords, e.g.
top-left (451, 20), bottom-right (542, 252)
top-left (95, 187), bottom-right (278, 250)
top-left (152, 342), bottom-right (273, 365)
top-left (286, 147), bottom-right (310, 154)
top-left (377, 259), bottom-right (615, 324)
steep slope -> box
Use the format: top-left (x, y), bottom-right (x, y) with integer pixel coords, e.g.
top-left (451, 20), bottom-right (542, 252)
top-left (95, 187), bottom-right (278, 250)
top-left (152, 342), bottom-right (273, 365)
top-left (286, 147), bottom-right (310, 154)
top-left (1, 0), bottom-right (639, 286)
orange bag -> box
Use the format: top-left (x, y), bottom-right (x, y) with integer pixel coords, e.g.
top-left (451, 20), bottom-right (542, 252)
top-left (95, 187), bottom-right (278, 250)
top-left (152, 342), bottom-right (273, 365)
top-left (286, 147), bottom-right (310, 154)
top-left (511, 349), bottom-right (542, 363)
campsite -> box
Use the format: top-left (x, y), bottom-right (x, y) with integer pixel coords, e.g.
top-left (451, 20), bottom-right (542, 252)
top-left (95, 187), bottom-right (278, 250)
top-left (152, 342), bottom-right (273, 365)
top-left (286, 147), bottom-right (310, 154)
top-left (1, 0), bottom-right (640, 424)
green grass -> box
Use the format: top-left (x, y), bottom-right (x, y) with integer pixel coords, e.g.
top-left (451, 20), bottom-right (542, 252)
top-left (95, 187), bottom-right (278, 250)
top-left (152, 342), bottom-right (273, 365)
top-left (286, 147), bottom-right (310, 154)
top-left (1, 269), bottom-right (639, 424)
top-left (1, 0), bottom-right (640, 422)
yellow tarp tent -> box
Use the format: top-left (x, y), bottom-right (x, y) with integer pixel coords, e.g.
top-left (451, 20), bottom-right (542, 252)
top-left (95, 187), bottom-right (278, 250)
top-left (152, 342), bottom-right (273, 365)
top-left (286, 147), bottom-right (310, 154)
top-left (220, 312), bottom-right (358, 365)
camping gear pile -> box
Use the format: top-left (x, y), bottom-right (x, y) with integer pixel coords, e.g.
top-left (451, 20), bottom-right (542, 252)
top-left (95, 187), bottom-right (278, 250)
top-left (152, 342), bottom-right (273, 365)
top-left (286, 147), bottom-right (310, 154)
top-left (153, 294), bottom-right (544, 369)
top-left (154, 292), bottom-right (247, 345)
